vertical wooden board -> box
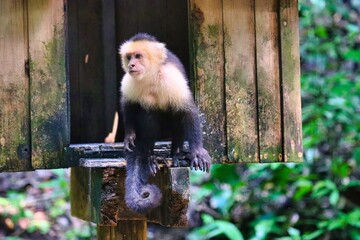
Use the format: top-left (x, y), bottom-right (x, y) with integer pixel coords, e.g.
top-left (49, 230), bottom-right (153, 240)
top-left (137, 0), bottom-right (166, 39)
top-left (28, 0), bottom-right (69, 169)
top-left (255, 0), bottom-right (282, 163)
top-left (0, 0), bottom-right (31, 171)
top-left (115, 0), bottom-right (166, 41)
top-left (165, 1), bottom-right (190, 75)
top-left (102, 0), bottom-right (119, 136)
top-left (67, 0), bottom-right (81, 144)
top-left (115, 0), bottom-right (138, 41)
top-left (189, 0), bottom-right (226, 162)
top-left (70, 167), bottom-right (91, 221)
top-left (279, 0), bottom-right (303, 162)
top-left (71, 0), bottom-right (105, 143)
top-left (223, 0), bottom-right (259, 163)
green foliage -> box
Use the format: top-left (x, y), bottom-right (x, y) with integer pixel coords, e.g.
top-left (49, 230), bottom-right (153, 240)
top-left (188, 214), bottom-right (244, 240)
top-left (0, 170), bottom-right (95, 239)
top-left (189, 0), bottom-right (360, 239)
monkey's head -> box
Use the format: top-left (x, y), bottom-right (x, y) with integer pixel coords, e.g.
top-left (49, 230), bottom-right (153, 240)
top-left (119, 33), bottom-right (167, 80)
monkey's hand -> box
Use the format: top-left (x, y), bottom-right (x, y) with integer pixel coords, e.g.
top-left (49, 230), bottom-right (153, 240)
top-left (124, 132), bottom-right (136, 152)
top-left (172, 152), bottom-right (187, 168)
top-left (190, 147), bottom-right (211, 173)
top-left (148, 156), bottom-right (170, 176)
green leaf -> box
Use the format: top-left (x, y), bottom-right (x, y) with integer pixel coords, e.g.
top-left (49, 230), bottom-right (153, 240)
top-left (189, 216), bottom-right (244, 240)
top-left (213, 221), bottom-right (244, 240)
top-left (329, 190), bottom-right (340, 206)
top-left (344, 50), bottom-right (360, 62)
top-left (288, 227), bottom-right (301, 238)
top-left (302, 230), bottom-right (324, 240)
top-left (0, 197), bottom-right (10, 206)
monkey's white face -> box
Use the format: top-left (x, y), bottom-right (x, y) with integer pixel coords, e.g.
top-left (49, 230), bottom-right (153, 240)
top-left (125, 51), bottom-right (148, 79)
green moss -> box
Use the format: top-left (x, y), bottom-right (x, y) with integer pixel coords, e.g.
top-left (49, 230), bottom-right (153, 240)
top-left (30, 23), bottom-right (69, 169)
top-left (208, 25), bottom-right (219, 38)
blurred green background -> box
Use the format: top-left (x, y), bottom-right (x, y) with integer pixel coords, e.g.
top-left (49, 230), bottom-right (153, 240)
top-left (1, 0), bottom-right (360, 239)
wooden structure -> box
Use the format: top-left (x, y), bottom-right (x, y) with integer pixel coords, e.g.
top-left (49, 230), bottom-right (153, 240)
top-left (0, 0), bottom-right (302, 239)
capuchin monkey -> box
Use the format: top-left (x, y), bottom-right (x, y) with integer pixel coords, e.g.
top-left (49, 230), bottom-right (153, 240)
top-left (119, 33), bottom-right (211, 214)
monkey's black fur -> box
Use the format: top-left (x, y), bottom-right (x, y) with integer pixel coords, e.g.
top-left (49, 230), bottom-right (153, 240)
top-left (120, 33), bottom-right (211, 214)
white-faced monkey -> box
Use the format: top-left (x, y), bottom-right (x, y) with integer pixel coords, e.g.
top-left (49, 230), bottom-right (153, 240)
top-left (119, 33), bottom-right (211, 214)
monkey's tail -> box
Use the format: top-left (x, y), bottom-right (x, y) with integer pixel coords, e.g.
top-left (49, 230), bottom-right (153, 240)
top-left (124, 149), bottom-right (162, 214)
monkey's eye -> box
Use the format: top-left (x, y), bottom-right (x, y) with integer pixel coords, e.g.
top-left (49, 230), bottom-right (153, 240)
top-left (135, 53), bottom-right (142, 59)
top-left (126, 54), bottom-right (131, 61)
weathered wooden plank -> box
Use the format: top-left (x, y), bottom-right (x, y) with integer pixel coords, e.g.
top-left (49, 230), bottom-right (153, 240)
top-left (67, 0), bottom-right (81, 144)
top-left (102, 0), bottom-right (119, 137)
top-left (115, 0), bottom-right (138, 42)
top-left (279, 0), bottom-right (303, 162)
top-left (71, 0), bottom-right (105, 143)
top-left (137, 0), bottom-right (166, 39)
top-left (67, 141), bottom-right (191, 167)
top-left (27, 0), bottom-right (69, 169)
top-left (189, 0), bottom-right (226, 163)
top-left (97, 220), bottom-right (147, 240)
top-left (223, 0), bottom-right (259, 163)
top-left (164, 0), bottom-right (190, 75)
top-left (70, 167), bottom-right (91, 221)
top-left (255, 0), bottom-right (282, 163)
top-left (0, 0), bottom-right (31, 171)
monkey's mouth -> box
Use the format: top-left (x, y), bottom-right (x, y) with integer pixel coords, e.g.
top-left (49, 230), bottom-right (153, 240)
top-left (129, 70), bottom-right (140, 75)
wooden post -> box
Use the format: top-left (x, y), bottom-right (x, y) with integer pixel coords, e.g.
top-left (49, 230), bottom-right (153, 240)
top-left (69, 142), bottom-right (190, 239)
top-left (97, 220), bottom-right (147, 240)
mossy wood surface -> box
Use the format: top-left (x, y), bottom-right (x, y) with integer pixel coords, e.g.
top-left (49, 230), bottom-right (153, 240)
top-left (223, 0), bottom-right (259, 162)
top-left (28, 0), bottom-right (69, 169)
top-left (255, 0), bottom-right (282, 163)
top-left (0, 0), bottom-right (68, 171)
top-left (190, 0), bottom-right (302, 163)
top-left (279, 0), bottom-right (303, 162)
top-left (190, 0), bottom-right (227, 162)
top-left (0, 0), bottom-right (31, 171)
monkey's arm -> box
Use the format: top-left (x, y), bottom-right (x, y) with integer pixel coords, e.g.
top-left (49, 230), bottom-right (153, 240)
top-left (121, 100), bottom-right (137, 152)
top-left (183, 105), bottom-right (211, 172)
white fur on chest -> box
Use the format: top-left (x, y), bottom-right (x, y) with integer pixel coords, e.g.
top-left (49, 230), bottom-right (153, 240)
top-left (121, 63), bottom-right (192, 110)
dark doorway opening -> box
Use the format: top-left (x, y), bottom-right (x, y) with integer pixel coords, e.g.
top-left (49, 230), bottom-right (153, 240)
top-left (67, 0), bottom-right (190, 144)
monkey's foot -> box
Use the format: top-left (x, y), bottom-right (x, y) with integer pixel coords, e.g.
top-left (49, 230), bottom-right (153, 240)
top-left (148, 156), bottom-right (171, 176)
top-left (124, 132), bottom-right (136, 152)
top-left (172, 152), bottom-right (187, 168)
top-left (190, 147), bottom-right (211, 173)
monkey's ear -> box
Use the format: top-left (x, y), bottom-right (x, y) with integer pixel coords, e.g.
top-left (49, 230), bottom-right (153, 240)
top-left (154, 42), bottom-right (167, 63)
